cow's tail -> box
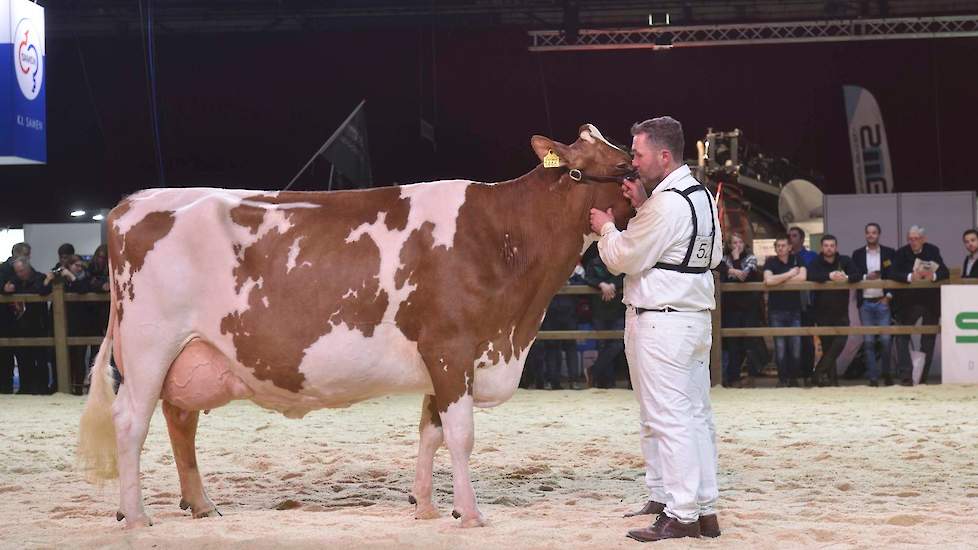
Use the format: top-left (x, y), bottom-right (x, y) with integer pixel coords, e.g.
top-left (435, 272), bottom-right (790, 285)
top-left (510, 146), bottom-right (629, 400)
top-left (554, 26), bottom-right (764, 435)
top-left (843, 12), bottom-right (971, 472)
top-left (77, 289), bottom-right (119, 483)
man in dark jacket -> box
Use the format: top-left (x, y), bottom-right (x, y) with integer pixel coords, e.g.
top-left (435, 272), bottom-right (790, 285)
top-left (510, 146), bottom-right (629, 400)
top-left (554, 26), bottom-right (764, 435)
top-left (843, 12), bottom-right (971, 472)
top-left (963, 229), bottom-right (978, 279)
top-left (850, 223), bottom-right (898, 385)
top-left (8, 257), bottom-right (54, 394)
top-left (889, 225), bottom-right (949, 385)
top-left (583, 244), bottom-right (625, 389)
top-left (807, 235), bottom-right (859, 386)
top-left (0, 243), bottom-right (31, 393)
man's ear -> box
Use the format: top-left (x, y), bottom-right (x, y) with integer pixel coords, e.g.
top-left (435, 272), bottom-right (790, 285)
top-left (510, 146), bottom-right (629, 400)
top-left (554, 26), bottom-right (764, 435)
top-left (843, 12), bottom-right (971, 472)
top-left (531, 136), bottom-right (571, 167)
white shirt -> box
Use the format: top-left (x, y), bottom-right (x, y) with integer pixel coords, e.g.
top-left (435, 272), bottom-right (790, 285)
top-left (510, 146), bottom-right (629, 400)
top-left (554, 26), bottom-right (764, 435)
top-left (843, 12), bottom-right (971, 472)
top-left (863, 246), bottom-right (884, 299)
top-left (597, 164), bottom-right (723, 311)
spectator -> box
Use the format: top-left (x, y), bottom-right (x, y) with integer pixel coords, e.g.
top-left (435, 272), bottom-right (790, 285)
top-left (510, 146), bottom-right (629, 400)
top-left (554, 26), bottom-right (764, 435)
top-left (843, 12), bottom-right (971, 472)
top-left (86, 244), bottom-right (111, 363)
top-left (851, 222), bottom-right (897, 386)
top-left (54, 243), bottom-right (75, 271)
top-left (890, 225), bottom-right (949, 385)
top-left (806, 235), bottom-right (859, 386)
top-left (0, 244), bottom-right (32, 393)
top-left (540, 268), bottom-right (585, 389)
top-left (61, 255), bottom-right (91, 394)
top-left (788, 226), bottom-right (817, 385)
top-left (962, 229), bottom-right (978, 279)
top-left (582, 244), bottom-right (625, 389)
top-left (763, 236), bottom-right (807, 387)
top-left (717, 233), bottom-right (767, 387)
top-left (7, 257), bottom-right (54, 394)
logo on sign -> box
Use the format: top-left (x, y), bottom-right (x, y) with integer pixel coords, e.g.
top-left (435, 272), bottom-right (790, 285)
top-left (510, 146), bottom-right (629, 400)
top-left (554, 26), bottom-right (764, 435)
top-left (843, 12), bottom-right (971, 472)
top-left (14, 18), bottom-right (44, 101)
top-left (956, 311), bottom-right (978, 344)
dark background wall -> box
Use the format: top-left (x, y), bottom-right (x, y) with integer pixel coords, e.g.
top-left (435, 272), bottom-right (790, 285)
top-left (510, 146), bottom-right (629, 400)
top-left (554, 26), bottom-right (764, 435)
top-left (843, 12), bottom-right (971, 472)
top-left (2, 25), bottom-right (976, 223)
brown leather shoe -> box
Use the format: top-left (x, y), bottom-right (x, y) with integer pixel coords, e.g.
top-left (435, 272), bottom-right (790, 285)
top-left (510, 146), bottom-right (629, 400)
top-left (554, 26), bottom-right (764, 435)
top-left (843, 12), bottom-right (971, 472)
top-left (623, 500), bottom-right (665, 518)
top-left (698, 514), bottom-right (721, 538)
top-left (627, 513), bottom-right (700, 542)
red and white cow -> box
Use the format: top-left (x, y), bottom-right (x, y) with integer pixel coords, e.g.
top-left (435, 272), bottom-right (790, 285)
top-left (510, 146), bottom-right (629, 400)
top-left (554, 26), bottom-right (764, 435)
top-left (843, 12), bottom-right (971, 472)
top-left (78, 124), bottom-right (634, 528)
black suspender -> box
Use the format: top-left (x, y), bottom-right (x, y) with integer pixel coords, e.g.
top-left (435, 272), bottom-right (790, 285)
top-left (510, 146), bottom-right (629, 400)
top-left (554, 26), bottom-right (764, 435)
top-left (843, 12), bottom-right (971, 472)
top-left (652, 183), bottom-right (717, 274)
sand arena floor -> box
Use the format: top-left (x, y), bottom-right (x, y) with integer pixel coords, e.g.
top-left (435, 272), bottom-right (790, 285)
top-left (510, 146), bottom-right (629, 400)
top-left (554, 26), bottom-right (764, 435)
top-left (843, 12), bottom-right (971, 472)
top-left (2, 385), bottom-right (978, 549)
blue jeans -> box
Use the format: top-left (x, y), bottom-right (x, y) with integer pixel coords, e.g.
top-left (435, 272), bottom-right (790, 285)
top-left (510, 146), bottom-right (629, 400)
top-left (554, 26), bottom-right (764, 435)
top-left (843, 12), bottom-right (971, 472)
top-left (768, 310), bottom-right (801, 383)
top-left (859, 300), bottom-right (892, 381)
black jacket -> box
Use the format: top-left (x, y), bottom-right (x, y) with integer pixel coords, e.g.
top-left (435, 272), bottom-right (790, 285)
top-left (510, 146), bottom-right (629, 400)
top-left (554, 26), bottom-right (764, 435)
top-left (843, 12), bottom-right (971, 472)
top-left (851, 245), bottom-right (897, 306)
top-left (889, 242), bottom-right (949, 310)
top-left (964, 254), bottom-right (978, 279)
top-left (583, 251), bottom-right (625, 321)
top-left (806, 254), bottom-right (859, 321)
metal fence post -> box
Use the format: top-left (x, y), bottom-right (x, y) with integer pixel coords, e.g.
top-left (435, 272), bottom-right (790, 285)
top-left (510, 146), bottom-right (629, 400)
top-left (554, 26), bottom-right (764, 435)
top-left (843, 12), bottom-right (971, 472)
top-left (51, 279), bottom-right (70, 394)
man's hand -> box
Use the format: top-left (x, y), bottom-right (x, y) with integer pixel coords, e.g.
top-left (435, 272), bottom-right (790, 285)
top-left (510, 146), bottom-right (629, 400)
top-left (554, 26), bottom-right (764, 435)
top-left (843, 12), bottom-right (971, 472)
top-left (829, 271), bottom-right (848, 282)
top-left (622, 179), bottom-right (648, 209)
top-left (866, 270), bottom-right (881, 280)
top-left (589, 208), bottom-right (614, 234)
top-left (3, 281), bottom-right (14, 293)
top-left (912, 270), bottom-right (931, 281)
top-left (598, 282), bottom-right (616, 302)
top-left (44, 271), bottom-right (56, 284)
top-left (102, 282), bottom-right (110, 292)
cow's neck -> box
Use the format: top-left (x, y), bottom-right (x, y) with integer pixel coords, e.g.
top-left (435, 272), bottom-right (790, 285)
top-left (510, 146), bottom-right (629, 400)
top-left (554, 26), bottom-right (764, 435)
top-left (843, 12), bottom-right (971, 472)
top-left (493, 165), bottom-right (595, 324)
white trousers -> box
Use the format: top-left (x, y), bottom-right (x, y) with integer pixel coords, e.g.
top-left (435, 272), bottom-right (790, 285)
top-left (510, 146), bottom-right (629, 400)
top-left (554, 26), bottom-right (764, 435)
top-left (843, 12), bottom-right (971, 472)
top-left (625, 308), bottom-right (718, 523)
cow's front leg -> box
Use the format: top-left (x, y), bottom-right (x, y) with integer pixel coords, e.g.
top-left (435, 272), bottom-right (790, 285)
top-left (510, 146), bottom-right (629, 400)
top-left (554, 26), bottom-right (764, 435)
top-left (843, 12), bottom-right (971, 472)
top-left (410, 394), bottom-right (443, 520)
top-left (437, 390), bottom-right (484, 527)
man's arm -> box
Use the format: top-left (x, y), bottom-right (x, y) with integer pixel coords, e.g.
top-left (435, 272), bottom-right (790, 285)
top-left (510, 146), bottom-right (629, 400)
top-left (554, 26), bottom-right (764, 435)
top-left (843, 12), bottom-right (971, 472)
top-left (791, 266), bottom-right (808, 282)
top-left (889, 248), bottom-right (912, 283)
top-left (764, 268), bottom-right (798, 286)
top-left (806, 260), bottom-right (830, 283)
top-left (931, 246), bottom-right (950, 281)
top-left (598, 195), bottom-right (679, 276)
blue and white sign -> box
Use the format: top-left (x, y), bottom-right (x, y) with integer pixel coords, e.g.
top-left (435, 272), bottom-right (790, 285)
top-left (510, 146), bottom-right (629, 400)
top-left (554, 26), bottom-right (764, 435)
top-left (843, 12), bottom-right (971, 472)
top-left (1, 0), bottom-right (46, 165)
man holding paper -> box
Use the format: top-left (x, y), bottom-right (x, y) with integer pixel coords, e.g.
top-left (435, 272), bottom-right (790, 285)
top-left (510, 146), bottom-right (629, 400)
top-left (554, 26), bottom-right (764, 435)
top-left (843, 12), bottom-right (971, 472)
top-left (889, 225), bottom-right (949, 385)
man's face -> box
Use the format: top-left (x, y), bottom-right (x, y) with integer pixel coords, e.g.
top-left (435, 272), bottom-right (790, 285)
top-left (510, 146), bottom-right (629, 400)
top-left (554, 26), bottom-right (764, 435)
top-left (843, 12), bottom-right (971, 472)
top-left (13, 262), bottom-right (30, 281)
top-left (907, 231), bottom-right (926, 252)
top-left (59, 254), bottom-right (70, 266)
top-left (631, 134), bottom-right (669, 185)
top-left (775, 239), bottom-right (790, 257)
top-left (965, 232), bottom-right (978, 255)
top-left (788, 230), bottom-right (804, 249)
top-left (865, 226), bottom-right (880, 246)
top-left (821, 239), bottom-right (838, 258)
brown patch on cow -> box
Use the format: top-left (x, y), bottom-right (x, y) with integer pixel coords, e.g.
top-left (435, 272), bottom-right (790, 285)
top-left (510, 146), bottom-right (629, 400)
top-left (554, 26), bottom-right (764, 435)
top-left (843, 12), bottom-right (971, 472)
top-left (120, 211), bottom-right (177, 275)
top-left (384, 194), bottom-right (411, 232)
top-left (392, 159), bottom-right (631, 413)
top-left (219, 187), bottom-right (407, 393)
top-left (229, 202), bottom-right (266, 235)
top-left (425, 394), bottom-right (442, 428)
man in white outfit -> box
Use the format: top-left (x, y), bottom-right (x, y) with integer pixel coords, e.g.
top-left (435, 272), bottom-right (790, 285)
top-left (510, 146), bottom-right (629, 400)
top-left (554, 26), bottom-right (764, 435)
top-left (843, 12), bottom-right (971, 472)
top-left (589, 116), bottom-right (722, 542)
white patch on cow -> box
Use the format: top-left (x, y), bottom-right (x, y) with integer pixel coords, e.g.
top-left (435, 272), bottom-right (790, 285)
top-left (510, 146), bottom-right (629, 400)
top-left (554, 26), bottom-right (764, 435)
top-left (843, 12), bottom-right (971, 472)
top-left (585, 124), bottom-right (625, 153)
top-left (472, 327), bottom-right (534, 408)
top-left (286, 236), bottom-right (304, 273)
top-left (295, 322), bottom-right (433, 405)
top-left (579, 130), bottom-right (596, 143)
top-left (262, 296), bottom-right (269, 308)
top-left (398, 180), bottom-right (470, 249)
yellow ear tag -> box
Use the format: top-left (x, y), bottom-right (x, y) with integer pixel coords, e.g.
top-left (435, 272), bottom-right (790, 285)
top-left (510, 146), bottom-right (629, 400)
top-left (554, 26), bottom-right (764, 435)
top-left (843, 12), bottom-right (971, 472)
top-left (543, 149), bottom-right (562, 168)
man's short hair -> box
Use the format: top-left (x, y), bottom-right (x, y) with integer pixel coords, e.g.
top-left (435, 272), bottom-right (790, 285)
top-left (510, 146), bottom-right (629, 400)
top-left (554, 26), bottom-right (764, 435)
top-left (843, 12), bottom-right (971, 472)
top-left (964, 228), bottom-right (978, 240)
top-left (788, 226), bottom-right (806, 239)
top-left (11, 242), bottom-right (30, 257)
top-left (631, 116), bottom-right (684, 160)
top-left (57, 243), bottom-right (75, 256)
top-left (11, 256), bottom-right (31, 269)
top-left (865, 222), bottom-right (881, 233)
top-left (774, 235), bottom-right (790, 245)
top-left (821, 234), bottom-right (837, 244)
top-left (908, 225), bottom-right (926, 236)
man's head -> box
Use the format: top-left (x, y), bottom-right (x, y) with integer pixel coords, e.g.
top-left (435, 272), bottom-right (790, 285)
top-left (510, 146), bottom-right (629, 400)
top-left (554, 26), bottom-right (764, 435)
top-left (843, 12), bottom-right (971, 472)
top-left (964, 228), bottom-right (978, 255)
top-left (629, 117), bottom-right (684, 187)
top-left (12, 257), bottom-right (32, 281)
top-left (11, 242), bottom-right (30, 260)
top-left (865, 222), bottom-right (881, 246)
top-left (907, 225), bottom-right (927, 253)
top-left (774, 236), bottom-right (790, 258)
top-left (820, 234), bottom-right (838, 259)
top-left (57, 243), bottom-right (75, 266)
top-left (788, 226), bottom-right (806, 251)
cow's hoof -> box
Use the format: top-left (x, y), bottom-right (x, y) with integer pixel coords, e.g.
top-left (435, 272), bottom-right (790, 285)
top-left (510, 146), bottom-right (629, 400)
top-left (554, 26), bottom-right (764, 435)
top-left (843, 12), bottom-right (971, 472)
top-left (452, 509), bottom-right (461, 519)
top-left (179, 499), bottom-right (191, 511)
top-left (119, 513), bottom-right (153, 529)
top-left (414, 506), bottom-right (440, 520)
top-left (459, 514), bottom-right (487, 528)
top-left (407, 494), bottom-right (417, 505)
top-left (192, 507), bottom-right (222, 519)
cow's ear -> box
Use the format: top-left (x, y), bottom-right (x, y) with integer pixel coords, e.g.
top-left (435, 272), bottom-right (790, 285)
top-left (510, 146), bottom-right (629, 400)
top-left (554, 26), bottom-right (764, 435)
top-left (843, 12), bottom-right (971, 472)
top-left (531, 136), bottom-right (571, 167)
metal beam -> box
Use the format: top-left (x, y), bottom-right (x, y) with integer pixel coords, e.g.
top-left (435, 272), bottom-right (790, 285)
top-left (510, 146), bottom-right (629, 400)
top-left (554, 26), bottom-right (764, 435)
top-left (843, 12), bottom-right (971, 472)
top-left (529, 15), bottom-right (978, 51)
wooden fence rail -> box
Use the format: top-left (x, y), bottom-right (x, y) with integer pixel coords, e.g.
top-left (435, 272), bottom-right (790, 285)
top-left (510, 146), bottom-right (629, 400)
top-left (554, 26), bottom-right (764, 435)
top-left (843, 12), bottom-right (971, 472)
top-left (1, 275), bottom-right (974, 392)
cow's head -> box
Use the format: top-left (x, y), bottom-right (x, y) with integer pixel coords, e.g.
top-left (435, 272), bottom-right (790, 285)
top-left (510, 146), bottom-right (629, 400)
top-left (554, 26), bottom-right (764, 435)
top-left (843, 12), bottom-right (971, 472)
top-left (531, 124), bottom-right (636, 229)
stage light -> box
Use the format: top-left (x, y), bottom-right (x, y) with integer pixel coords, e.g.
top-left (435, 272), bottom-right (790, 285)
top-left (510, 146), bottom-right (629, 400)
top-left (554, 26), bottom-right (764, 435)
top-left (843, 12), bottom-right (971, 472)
top-left (70, 210), bottom-right (86, 217)
top-left (92, 214), bottom-right (104, 221)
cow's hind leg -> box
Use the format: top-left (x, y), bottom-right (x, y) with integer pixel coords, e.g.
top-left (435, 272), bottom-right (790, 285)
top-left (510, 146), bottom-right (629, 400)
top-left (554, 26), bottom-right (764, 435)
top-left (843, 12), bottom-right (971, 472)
top-left (437, 390), bottom-right (484, 527)
top-left (112, 379), bottom-right (161, 528)
top-left (409, 394), bottom-right (443, 519)
top-left (163, 401), bottom-right (221, 519)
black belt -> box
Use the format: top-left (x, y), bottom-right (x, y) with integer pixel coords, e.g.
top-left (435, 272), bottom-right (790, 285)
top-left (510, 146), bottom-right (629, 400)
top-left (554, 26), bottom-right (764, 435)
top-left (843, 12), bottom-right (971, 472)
top-left (863, 296), bottom-right (886, 302)
top-left (635, 306), bottom-right (679, 314)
